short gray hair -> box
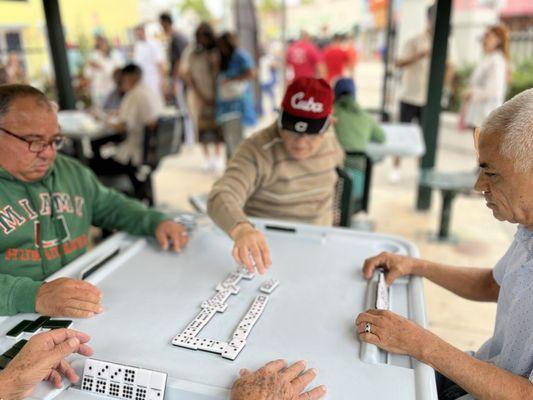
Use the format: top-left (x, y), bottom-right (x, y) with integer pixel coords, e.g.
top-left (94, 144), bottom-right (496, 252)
top-left (0, 84), bottom-right (53, 121)
top-left (480, 88), bottom-right (533, 173)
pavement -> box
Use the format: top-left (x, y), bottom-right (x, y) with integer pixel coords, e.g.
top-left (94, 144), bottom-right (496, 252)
top-left (150, 61), bottom-right (513, 353)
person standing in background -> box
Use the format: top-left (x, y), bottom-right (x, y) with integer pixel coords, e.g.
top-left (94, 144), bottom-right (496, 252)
top-left (392, 5), bottom-right (434, 183)
top-left (133, 24), bottom-right (165, 102)
top-left (5, 52), bottom-right (27, 84)
top-left (463, 24), bottom-right (510, 129)
top-left (216, 32), bottom-right (257, 139)
top-left (322, 33), bottom-right (351, 84)
top-left (343, 33), bottom-right (358, 77)
top-left (180, 22), bottom-right (221, 172)
top-left (159, 12), bottom-right (194, 145)
top-left (286, 31), bottom-right (325, 82)
top-left (85, 36), bottom-right (124, 109)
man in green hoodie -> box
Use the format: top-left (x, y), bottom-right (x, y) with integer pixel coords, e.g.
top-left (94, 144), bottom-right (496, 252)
top-left (332, 78), bottom-right (385, 197)
top-left (0, 84), bottom-right (188, 318)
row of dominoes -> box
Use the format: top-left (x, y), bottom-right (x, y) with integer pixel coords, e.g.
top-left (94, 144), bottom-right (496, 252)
top-left (179, 307), bottom-right (218, 339)
top-left (232, 295), bottom-right (269, 341)
top-left (376, 271), bottom-right (390, 310)
top-left (171, 295), bottom-right (269, 361)
top-left (80, 358), bottom-right (166, 400)
top-left (172, 268), bottom-right (278, 361)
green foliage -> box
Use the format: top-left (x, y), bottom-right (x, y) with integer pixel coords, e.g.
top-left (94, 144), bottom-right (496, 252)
top-left (260, 0), bottom-right (281, 13)
top-left (179, 0), bottom-right (212, 21)
top-left (507, 59), bottom-right (533, 100)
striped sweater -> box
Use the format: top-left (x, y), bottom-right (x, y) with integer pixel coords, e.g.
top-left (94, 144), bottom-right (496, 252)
top-left (207, 122), bottom-right (344, 234)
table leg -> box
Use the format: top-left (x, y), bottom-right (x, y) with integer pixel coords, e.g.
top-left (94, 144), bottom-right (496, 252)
top-left (438, 190), bottom-right (456, 240)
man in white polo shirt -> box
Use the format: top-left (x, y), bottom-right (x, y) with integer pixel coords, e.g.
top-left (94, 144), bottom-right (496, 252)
top-left (356, 89), bottom-right (533, 399)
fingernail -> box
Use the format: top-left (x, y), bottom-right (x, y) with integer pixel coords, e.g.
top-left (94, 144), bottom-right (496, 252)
top-left (87, 312), bottom-right (94, 318)
top-left (320, 385), bottom-right (327, 393)
top-left (311, 368), bottom-right (318, 374)
top-left (97, 306), bottom-right (104, 313)
top-left (67, 337), bottom-right (79, 347)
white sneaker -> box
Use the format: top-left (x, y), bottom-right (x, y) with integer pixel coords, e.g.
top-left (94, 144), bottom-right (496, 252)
top-left (202, 158), bottom-right (212, 172)
top-left (388, 168), bottom-right (401, 183)
top-left (213, 156), bottom-right (225, 174)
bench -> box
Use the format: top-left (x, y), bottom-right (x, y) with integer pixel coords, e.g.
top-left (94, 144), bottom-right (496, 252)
top-left (419, 169), bottom-right (479, 241)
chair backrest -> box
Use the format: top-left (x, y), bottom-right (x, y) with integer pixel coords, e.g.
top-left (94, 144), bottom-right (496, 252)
top-left (333, 167), bottom-right (354, 227)
top-left (333, 151), bottom-right (374, 227)
top-left (143, 115), bottom-right (182, 169)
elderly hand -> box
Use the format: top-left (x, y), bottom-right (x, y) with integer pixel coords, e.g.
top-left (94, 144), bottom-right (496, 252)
top-left (356, 309), bottom-right (434, 359)
top-left (0, 329), bottom-right (93, 400)
top-left (155, 220), bottom-right (189, 252)
top-left (362, 252), bottom-right (424, 286)
top-left (230, 360), bottom-right (326, 400)
top-left (229, 223), bottom-right (272, 274)
top-left (35, 278), bottom-right (103, 318)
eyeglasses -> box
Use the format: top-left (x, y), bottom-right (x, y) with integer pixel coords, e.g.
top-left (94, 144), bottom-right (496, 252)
top-left (0, 127), bottom-right (65, 153)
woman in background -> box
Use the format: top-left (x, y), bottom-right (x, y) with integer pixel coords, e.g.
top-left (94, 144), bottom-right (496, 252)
top-left (85, 35), bottom-right (124, 109)
top-left (181, 22), bottom-right (221, 172)
top-left (464, 24), bottom-right (510, 128)
top-left (216, 32), bottom-right (257, 132)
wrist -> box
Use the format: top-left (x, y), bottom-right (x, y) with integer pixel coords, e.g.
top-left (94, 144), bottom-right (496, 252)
top-left (412, 329), bottom-right (442, 363)
top-left (411, 259), bottom-right (430, 277)
top-left (229, 222), bottom-right (254, 239)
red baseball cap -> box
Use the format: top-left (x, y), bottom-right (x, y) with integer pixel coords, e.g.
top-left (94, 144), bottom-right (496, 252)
top-left (279, 77), bottom-right (333, 134)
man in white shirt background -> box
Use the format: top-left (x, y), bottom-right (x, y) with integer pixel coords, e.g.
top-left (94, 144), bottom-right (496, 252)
top-left (90, 64), bottom-right (163, 201)
top-left (132, 24), bottom-right (165, 103)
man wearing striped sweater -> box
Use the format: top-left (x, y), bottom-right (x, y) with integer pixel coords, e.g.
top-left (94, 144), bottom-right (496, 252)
top-left (207, 77), bottom-right (344, 274)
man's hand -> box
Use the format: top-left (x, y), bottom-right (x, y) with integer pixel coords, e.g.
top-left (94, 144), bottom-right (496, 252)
top-left (0, 329), bottom-right (93, 400)
top-left (230, 360), bottom-right (326, 400)
top-left (356, 309), bottom-right (434, 359)
top-left (362, 252), bottom-right (423, 286)
top-left (229, 223), bottom-right (272, 274)
top-left (155, 220), bottom-right (189, 252)
top-left (35, 278), bottom-right (103, 318)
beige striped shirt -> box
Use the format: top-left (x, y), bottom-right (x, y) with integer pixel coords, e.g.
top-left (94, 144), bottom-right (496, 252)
top-left (207, 122), bottom-right (344, 234)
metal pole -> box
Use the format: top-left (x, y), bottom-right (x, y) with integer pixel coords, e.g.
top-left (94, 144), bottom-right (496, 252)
top-left (380, 0), bottom-right (394, 122)
top-left (415, 0), bottom-right (451, 210)
top-left (42, 0), bottom-right (75, 110)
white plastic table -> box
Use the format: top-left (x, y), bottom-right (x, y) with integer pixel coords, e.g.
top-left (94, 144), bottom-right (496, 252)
top-left (367, 123), bottom-right (426, 159)
top-left (0, 216), bottom-right (437, 400)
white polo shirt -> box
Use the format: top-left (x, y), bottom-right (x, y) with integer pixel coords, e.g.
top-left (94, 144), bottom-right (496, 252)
top-left (474, 225), bottom-right (533, 382)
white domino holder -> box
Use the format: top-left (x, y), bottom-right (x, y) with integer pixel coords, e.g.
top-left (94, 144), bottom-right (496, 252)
top-left (81, 358), bottom-right (166, 400)
top-left (360, 270), bottom-right (394, 365)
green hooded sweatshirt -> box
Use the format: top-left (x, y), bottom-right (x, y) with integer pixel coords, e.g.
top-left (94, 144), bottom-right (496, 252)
top-left (333, 94), bottom-right (385, 170)
top-left (0, 154), bottom-right (169, 315)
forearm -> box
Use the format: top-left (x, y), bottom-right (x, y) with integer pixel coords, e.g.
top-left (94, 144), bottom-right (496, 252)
top-left (207, 189), bottom-right (250, 235)
top-left (413, 261), bottom-right (499, 301)
top-left (419, 334), bottom-right (533, 400)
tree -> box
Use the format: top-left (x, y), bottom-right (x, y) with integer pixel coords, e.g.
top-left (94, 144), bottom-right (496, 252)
top-left (179, 0), bottom-right (213, 20)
